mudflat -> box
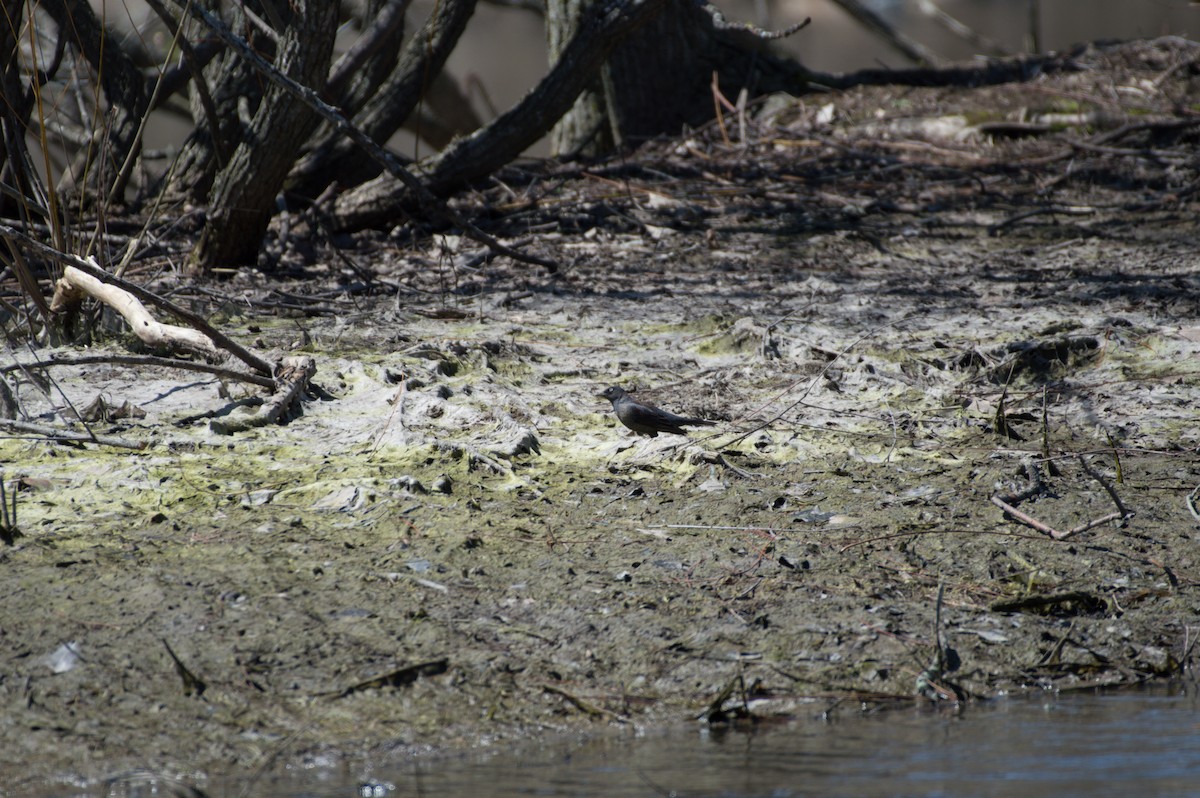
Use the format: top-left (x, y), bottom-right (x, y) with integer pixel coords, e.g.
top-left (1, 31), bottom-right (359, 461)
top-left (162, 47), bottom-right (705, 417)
top-left (3, 38), bottom-right (1198, 795)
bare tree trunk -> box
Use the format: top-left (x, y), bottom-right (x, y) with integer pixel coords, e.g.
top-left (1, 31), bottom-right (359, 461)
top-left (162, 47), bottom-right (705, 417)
top-left (189, 0), bottom-right (338, 271)
top-left (547, 0), bottom-right (807, 156)
top-left (0, 0), bottom-right (42, 222)
top-left (331, 0), bottom-right (670, 230)
top-left (325, 0), bottom-right (408, 115)
top-left (330, 0), bottom-right (807, 230)
top-left (287, 0), bottom-right (478, 199)
top-left (154, 1), bottom-right (274, 205)
top-left (38, 0), bottom-right (148, 199)
top-left (546, 0), bottom-right (616, 157)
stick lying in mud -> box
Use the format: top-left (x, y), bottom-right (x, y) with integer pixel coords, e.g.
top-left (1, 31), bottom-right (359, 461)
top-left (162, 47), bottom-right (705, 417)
top-left (990, 454), bottom-right (1131, 541)
top-left (209, 356), bottom-right (317, 435)
top-left (0, 354), bottom-right (276, 390)
top-left (0, 417), bottom-right (147, 450)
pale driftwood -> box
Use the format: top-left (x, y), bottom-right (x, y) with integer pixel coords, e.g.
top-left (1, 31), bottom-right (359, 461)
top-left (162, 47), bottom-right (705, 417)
top-left (1, 223), bottom-right (274, 376)
top-left (51, 262), bottom-right (220, 359)
top-left (209, 356), bottom-right (316, 434)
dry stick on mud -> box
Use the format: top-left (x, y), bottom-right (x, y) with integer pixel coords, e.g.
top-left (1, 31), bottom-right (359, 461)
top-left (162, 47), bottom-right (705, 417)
top-left (0, 354), bottom-right (276, 390)
top-left (209, 356), bottom-right (317, 435)
top-left (0, 418), bottom-right (147, 450)
top-left (38, 255), bottom-right (296, 434)
top-left (542, 683), bottom-right (626, 721)
top-left (168, 0), bottom-right (558, 274)
top-left (0, 224), bottom-right (273, 378)
top-left (990, 456), bottom-right (1130, 541)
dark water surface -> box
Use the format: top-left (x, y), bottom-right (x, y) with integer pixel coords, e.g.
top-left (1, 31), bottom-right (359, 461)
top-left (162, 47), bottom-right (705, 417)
top-left (232, 686), bottom-right (1200, 798)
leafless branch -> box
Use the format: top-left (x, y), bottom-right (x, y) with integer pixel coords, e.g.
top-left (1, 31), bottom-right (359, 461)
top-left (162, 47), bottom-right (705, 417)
top-left (167, 0), bottom-right (559, 273)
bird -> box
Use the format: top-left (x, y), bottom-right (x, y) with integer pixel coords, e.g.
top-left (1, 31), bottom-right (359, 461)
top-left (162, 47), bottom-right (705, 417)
top-left (598, 385), bottom-right (716, 437)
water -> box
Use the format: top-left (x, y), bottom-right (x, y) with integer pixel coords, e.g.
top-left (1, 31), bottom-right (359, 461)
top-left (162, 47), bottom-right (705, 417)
top-left (231, 686), bottom-right (1200, 798)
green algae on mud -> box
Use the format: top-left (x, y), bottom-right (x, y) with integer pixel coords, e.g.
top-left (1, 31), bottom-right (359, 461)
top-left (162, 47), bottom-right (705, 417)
top-left (3, 342), bottom-right (1196, 794)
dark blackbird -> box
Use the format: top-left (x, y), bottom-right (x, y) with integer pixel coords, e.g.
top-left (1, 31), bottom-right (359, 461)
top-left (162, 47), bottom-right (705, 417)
top-left (598, 386), bottom-right (716, 437)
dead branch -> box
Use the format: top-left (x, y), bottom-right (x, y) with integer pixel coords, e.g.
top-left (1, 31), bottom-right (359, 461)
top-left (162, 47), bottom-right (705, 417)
top-left (807, 48), bottom-right (1079, 92)
top-left (209, 356), bottom-right (316, 434)
top-left (38, 0), bottom-right (148, 196)
top-left (334, 0), bottom-right (670, 228)
top-left (543, 683), bottom-right (626, 720)
top-left (1009, 116), bottom-right (1200, 168)
top-left (325, 0), bottom-right (411, 99)
top-left (694, 450), bottom-right (759, 479)
top-left (141, 0), bottom-right (229, 166)
top-left (0, 417), bottom-right (147, 450)
top-left (52, 263), bottom-right (220, 359)
top-left (697, 4), bottom-right (809, 41)
top-left (824, 0), bottom-right (941, 66)
top-left (169, 0), bottom-right (558, 274)
top-left (990, 494), bottom-right (1124, 541)
top-left (0, 224), bottom-right (275, 378)
top-left (989, 494), bottom-right (1058, 537)
top-left (989, 455), bottom-right (1124, 541)
top-left (916, 0), bottom-right (1011, 56)
top-left (0, 353), bottom-right (275, 390)
top-left (290, 0), bottom-right (458, 195)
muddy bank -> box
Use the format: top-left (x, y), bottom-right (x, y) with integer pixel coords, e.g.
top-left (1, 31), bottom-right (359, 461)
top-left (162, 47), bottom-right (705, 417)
top-left (3, 38), bottom-right (1200, 795)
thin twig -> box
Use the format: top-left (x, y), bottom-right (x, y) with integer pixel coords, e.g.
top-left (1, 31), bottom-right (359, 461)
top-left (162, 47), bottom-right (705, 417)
top-left (990, 494), bottom-right (1123, 541)
top-left (0, 353), bottom-right (275, 389)
top-left (542, 683), bottom-right (625, 721)
top-left (916, 0), bottom-right (1010, 56)
top-left (0, 418), bottom-right (147, 450)
top-left (824, 0), bottom-right (941, 66)
top-left (1077, 454), bottom-right (1130, 520)
top-left (990, 494), bottom-right (1059, 537)
top-left (1186, 484), bottom-right (1200, 523)
top-left (1056, 511), bottom-right (1125, 538)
